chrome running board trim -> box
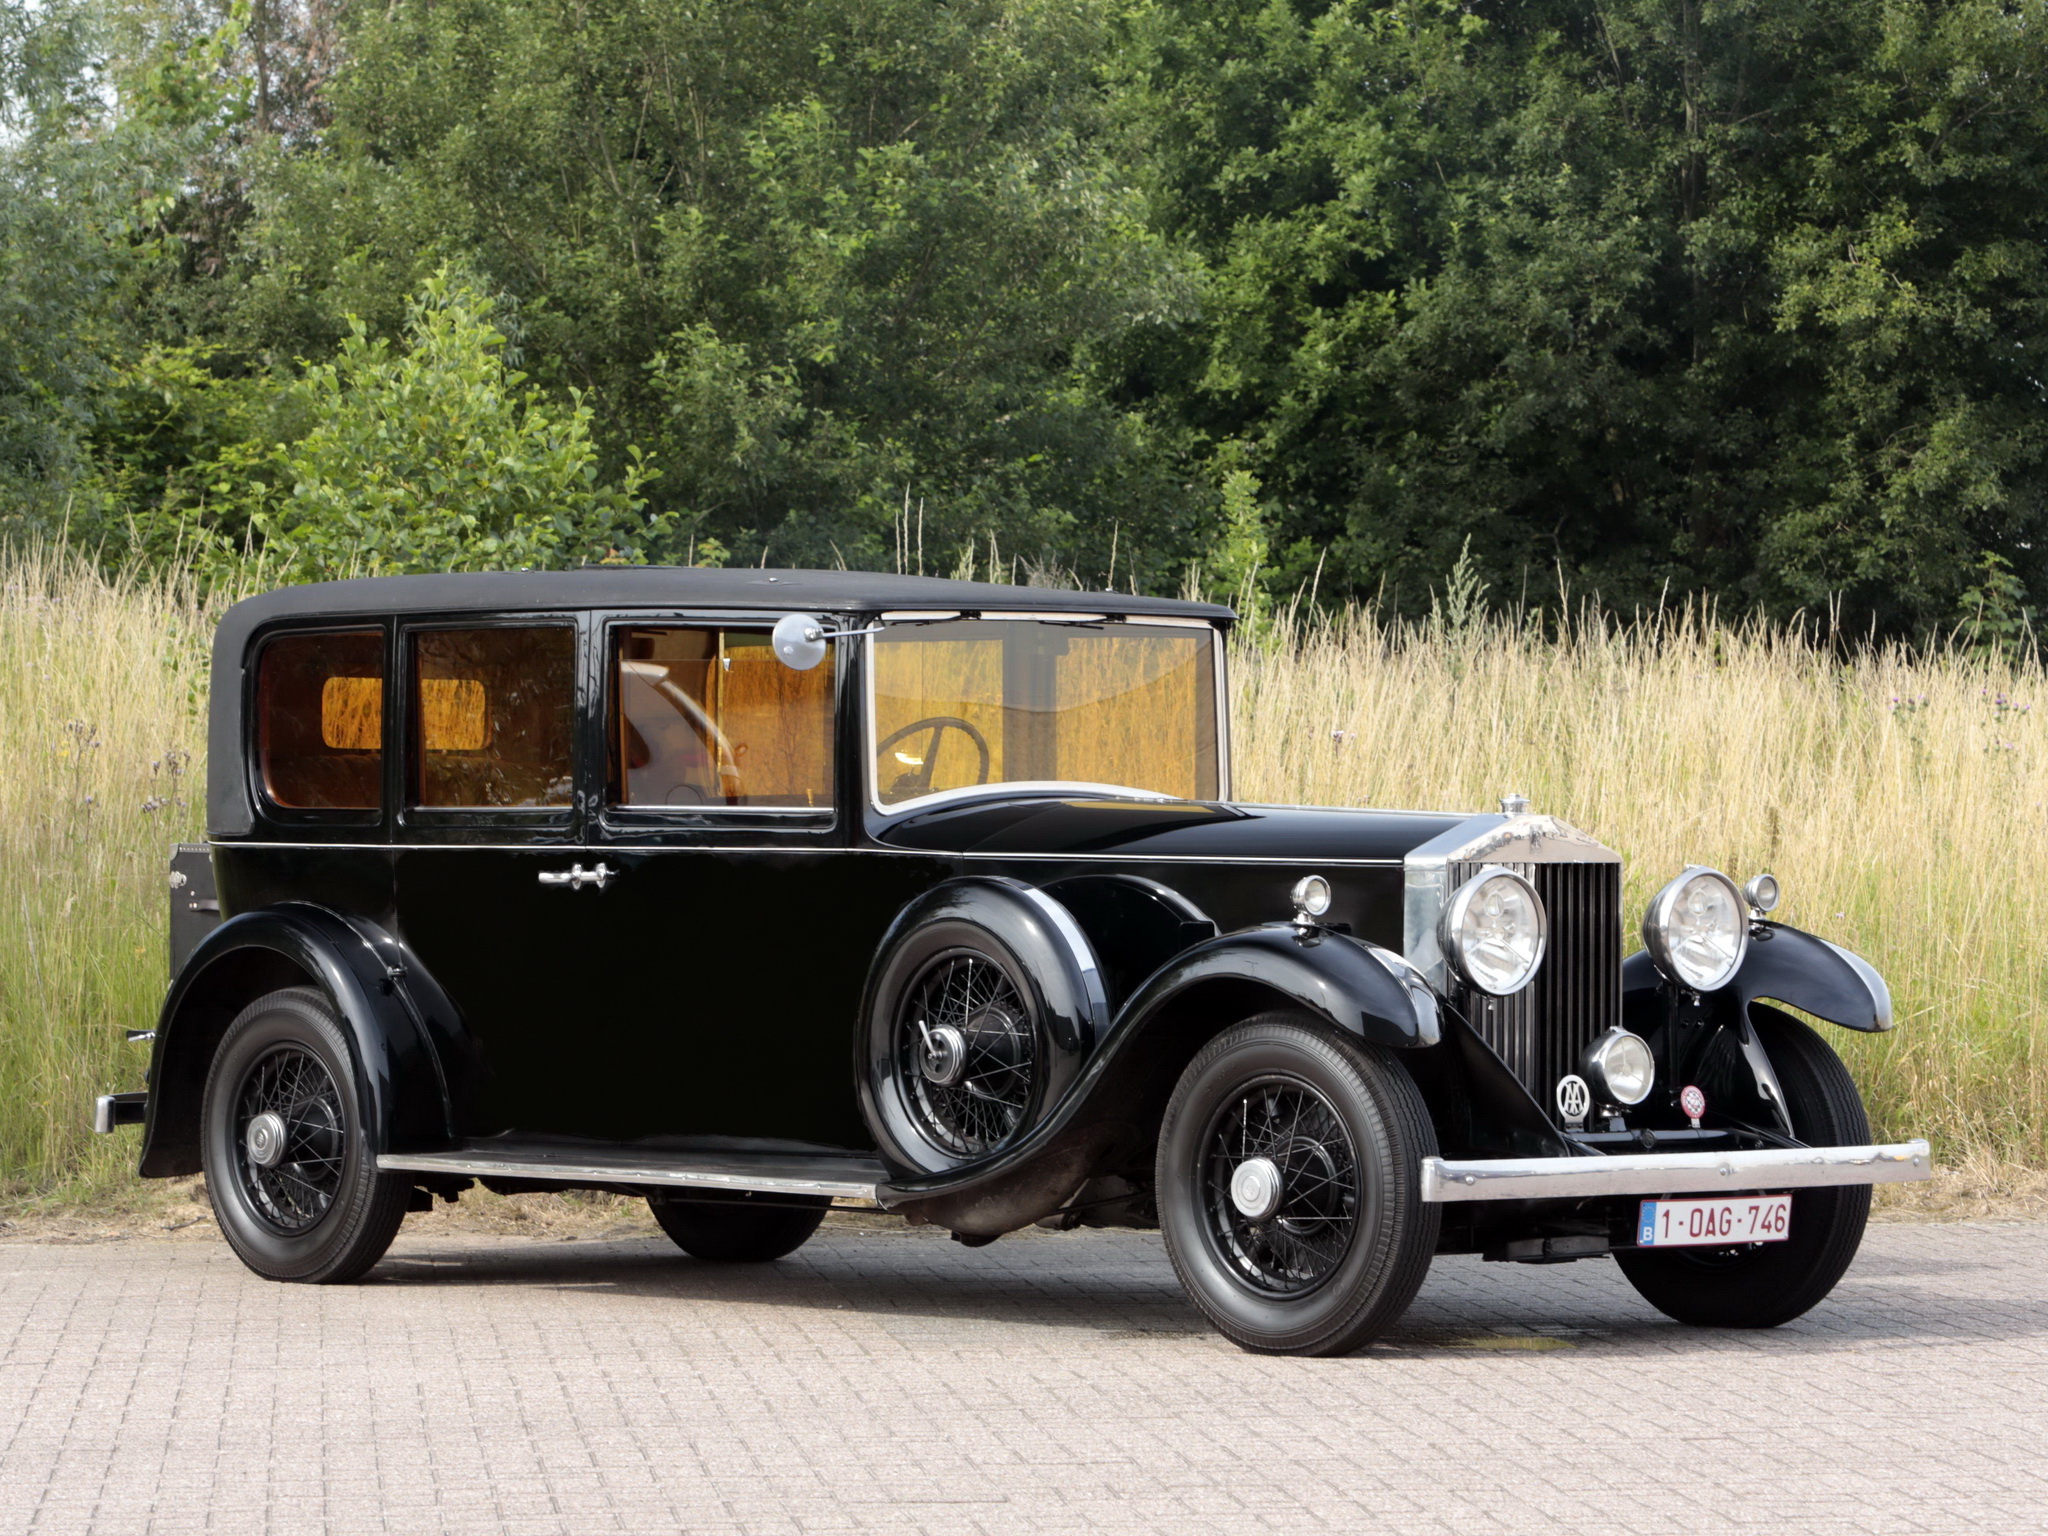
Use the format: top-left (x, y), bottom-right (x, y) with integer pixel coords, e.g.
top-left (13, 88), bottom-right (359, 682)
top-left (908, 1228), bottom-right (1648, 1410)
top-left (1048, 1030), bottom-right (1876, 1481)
top-left (1419, 1138), bottom-right (1931, 1203)
top-left (377, 1147), bottom-right (886, 1201)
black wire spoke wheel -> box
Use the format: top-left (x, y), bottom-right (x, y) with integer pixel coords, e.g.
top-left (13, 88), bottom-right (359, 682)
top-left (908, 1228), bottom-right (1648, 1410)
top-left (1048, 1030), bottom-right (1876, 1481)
top-left (896, 949), bottom-right (1038, 1156)
top-left (232, 1045), bottom-right (346, 1234)
top-left (200, 987), bottom-right (410, 1284)
top-left (1157, 1012), bottom-right (1438, 1356)
top-left (1201, 1076), bottom-right (1361, 1296)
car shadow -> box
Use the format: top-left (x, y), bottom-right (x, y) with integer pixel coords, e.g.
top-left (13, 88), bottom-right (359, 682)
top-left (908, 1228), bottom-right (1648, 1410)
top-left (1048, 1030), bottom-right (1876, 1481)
top-left (364, 1224), bottom-right (2043, 1356)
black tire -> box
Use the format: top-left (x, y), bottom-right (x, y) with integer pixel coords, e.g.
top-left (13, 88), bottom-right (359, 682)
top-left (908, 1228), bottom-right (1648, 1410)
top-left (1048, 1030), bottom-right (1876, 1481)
top-left (1156, 1012), bottom-right (1440, 1357)
top-left (860, 882), bottom-right (1104, 1176)
top-left (1615, 1007), bottom-right (1872, 1328)
top-left (647, 1194), bottom-right (829, 1262)
top-left (200, 987), bottom-right (410, 1283)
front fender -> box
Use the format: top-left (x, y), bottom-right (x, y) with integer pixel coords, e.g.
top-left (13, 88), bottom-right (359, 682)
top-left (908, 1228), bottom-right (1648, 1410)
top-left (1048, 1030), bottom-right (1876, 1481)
top-left (139, 905), bottom-right (455, 1178)
top-left (1114, 924), bottom-right (1440, 1051)
top-left (1622, 922), bottom-right (1894, 1032)
top-left (879, 923), bottom-right (1438, 1208)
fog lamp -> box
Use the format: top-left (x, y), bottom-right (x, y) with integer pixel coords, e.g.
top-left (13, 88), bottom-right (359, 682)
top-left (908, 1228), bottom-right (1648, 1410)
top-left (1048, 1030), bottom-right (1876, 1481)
top-left (1582, 1028), bottom-right (1655, 1107)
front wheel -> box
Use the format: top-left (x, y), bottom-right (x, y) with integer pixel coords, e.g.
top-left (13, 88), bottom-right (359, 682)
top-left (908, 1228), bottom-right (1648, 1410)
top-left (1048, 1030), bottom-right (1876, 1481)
top-left (1156, 1013), bottom-right (1439, 1356)
top-left (1614, 1007), bottom-right (1872, 1327)
top-left (200, 987), bottom-right (410, 1283)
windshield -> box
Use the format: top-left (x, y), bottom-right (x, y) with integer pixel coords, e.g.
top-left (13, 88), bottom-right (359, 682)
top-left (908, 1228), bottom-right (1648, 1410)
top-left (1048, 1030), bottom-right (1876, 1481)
top-left (870, 618), bottom-right (1221, 808)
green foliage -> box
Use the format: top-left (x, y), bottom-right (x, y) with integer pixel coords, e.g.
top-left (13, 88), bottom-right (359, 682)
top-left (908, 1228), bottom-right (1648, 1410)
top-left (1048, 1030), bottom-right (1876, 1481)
top-left (225, 0), bottom-right (1199, 579)
top-left (1111, 0), bottom-right (2048, 630)
top-left (247, 270), bottom-right (660, 578)
top-left (8, 0), bottom-right (2048, 634)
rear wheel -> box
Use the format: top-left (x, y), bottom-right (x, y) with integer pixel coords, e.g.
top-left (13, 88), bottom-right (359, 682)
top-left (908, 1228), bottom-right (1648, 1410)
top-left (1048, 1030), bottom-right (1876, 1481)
top-left (1615, 1007), bottom-right (1872, 1327)
top-left (201, 987), bottom-right (409, 1283)
top-left (1156, 1013), bottom-right (1439, 1356)
top-left (647, 1193), bottom-right (829, 1262)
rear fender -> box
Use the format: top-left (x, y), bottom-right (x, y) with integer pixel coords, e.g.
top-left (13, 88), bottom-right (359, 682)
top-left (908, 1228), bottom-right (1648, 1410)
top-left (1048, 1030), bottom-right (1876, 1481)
top-left (139, 905), bottom-right (460, 1178)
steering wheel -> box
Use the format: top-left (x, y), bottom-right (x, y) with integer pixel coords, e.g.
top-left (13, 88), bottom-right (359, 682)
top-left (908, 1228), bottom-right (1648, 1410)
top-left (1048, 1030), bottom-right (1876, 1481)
top-left (876, 716), bottom-right (992, 800)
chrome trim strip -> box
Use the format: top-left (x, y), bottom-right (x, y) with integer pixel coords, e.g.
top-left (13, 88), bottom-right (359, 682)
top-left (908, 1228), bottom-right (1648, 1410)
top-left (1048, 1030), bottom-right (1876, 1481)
top-left (1418, 1138), bottom-right (1931, 1203)
top-left (876, 782), bottom-right (1183, 818)
top-left (214, 839), bottom-right (1403, 865)
top-left (377, 1151), bottom-right (883, 1200)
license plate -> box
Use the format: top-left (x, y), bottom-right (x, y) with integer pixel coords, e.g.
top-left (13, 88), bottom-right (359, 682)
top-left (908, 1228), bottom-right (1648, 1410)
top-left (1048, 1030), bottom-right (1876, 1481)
top-left (1637, 1194), bottom-right (1792, 1248)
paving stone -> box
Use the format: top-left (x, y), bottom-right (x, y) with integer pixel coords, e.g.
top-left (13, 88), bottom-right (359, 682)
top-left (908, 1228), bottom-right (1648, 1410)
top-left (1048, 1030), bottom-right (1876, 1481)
top-left (1, 1220), bottom-right (2044, 1534)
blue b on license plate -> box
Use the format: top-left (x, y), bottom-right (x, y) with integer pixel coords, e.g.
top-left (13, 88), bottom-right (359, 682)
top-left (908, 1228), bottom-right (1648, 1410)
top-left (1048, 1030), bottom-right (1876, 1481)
top-left (1637, 1194), bottom-right (1792, 1248)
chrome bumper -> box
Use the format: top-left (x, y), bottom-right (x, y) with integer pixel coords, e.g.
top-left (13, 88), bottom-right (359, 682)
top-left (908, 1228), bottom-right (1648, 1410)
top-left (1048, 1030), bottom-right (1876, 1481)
top-left (1419, 1138), bottom-right (1931, 1203)
top-left (92, 1092), bottom-right (148, 1134)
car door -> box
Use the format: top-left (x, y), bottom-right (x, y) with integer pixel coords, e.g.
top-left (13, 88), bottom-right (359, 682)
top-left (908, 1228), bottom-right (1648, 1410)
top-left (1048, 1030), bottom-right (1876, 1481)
top-left (388, 613), bottom-right (602, 1138)
top-left (582, 613), bottom-right (882, 1152)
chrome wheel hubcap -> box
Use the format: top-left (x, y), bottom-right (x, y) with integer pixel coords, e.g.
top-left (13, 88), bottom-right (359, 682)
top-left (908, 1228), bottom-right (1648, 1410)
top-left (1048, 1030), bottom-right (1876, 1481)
top-left (919, 1024), bottom-right (968, 1087)
top-left (244, 1111), bottom-right (288, 1170)
top-left (1229, 1157), bottom-right (1283, 1220)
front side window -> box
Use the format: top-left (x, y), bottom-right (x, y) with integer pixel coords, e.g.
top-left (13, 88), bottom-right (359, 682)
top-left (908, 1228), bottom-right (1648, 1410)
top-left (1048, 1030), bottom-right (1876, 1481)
top-left (870, 619), bottom-right (1219, 808)
top-left (256, 629), bottom-right (385, 811)
top-left (611, 627), bottom-right (835, 810)
top-left (412, 627), bottom-right (576, 809)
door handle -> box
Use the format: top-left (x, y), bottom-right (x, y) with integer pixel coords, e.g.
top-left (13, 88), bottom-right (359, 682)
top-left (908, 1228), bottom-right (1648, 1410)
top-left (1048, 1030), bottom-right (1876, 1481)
top-left (537, 862), bottom-right (614, 891)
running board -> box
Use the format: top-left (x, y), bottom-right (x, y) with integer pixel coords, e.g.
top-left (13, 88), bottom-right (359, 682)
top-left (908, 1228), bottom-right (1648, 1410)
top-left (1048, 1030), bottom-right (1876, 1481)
top-left (377, 1145), bottom-right (887, 1201)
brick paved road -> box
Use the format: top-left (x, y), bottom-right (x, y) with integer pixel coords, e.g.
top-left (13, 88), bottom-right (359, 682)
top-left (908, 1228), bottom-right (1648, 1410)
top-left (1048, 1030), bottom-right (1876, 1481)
top-left (2, 1218), bottom-right (2044, 1535)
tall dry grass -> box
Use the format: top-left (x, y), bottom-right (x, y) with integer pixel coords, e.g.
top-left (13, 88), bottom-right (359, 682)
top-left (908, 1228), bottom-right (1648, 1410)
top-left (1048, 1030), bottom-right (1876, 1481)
top-left (1234, 606), bottom-right (2047, 1165)
top-left (0, 546), bottom-right (2040, 1198)
top-left (0, 546), bottom-right (218, 1197)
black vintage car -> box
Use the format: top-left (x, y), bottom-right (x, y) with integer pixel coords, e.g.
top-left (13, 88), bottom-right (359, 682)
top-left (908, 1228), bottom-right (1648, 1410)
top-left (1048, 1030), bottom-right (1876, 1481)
top-left (96, 568), bottom-right (1928, 1355)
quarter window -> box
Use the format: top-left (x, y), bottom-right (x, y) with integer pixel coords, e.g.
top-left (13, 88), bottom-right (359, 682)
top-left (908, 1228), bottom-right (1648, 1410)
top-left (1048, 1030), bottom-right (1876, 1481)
top-left (255, 630), bottom-right (386, 811)
top-left (611, 627), bottom-right (835, 809)
top-left (412, 628), bottom-right (576, 809)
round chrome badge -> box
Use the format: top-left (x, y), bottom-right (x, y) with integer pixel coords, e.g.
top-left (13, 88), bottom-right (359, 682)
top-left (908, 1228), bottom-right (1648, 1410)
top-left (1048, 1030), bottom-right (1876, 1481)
top-left (1555, 1074), bottom-right (1592, 1127)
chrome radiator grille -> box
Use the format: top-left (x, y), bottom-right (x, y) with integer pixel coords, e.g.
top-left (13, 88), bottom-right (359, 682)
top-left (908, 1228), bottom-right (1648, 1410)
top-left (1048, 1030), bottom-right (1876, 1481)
top-left (1449, 859), bottom-right (1623, 1100)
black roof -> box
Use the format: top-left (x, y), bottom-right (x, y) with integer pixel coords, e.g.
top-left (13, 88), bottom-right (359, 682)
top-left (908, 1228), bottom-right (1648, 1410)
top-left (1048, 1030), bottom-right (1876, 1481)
top-left (206, 568), bottom-right (1232, 836)
top-left (217, 567), bottom-right (1233, 631)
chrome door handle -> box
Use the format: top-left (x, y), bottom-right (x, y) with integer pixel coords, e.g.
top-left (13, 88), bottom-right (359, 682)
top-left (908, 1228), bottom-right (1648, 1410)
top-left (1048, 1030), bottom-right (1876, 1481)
top-left (537, 862), bottom-right (613, 891)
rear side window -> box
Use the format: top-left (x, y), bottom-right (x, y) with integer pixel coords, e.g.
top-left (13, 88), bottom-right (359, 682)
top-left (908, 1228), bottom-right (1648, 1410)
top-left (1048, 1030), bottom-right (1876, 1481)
top-left (611, 627), bottom-right (834, 809)
top-left (256, 630), bottom-right (386, 811)
top-left (412, 627), bottom-right (576, 809)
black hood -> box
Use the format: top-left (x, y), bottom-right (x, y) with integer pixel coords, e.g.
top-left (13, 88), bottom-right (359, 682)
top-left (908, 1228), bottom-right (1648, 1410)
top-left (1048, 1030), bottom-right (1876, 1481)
top-left (876, 795), bottom-right (1470, 864)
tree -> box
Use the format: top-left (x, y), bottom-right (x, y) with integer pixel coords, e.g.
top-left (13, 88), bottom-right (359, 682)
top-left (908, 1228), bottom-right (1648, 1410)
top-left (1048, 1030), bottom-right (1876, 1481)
top-left (225, 0), bottom-right (1203, 581)
top-left (246, 269), bottom-right (659, 578)
top-left (1112, 0), bottom-right (2048, 633)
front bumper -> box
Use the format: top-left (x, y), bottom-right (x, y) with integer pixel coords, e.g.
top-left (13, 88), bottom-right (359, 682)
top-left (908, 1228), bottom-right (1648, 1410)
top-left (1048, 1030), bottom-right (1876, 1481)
top-left (1420, 1138), bottom-right (1930, 1203)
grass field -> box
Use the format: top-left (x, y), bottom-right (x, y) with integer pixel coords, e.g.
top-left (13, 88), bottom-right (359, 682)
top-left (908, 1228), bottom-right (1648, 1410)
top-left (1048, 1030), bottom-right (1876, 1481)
top-left (1, 546), bottom-right (2041, 1203)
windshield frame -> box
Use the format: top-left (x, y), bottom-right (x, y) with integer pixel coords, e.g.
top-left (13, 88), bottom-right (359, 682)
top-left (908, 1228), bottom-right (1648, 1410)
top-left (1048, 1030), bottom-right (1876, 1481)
top-left (862, 611), bottom-right (1231, 818)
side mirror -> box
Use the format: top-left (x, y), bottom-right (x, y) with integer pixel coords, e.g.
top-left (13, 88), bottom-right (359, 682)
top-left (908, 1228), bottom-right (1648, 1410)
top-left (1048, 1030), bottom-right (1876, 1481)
top-left (771, 613), bottom-right (830, 672)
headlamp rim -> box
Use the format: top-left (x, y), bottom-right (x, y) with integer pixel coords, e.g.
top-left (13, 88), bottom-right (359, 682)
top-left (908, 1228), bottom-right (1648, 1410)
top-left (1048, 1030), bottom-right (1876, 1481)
top-left (1642, 865), bottom-right (1749, 992)
top-left (1438, 864), bottom-right (1549, 998)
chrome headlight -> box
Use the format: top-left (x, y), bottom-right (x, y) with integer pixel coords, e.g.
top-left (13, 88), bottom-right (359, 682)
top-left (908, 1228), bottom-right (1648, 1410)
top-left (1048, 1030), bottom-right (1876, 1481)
top-left (1582, 1027), bottom-right (1655, 1107)
top-left (1643, 866), bottom-right (1748, 991)
top-left (1439, 866), bottom-right (1547, 997)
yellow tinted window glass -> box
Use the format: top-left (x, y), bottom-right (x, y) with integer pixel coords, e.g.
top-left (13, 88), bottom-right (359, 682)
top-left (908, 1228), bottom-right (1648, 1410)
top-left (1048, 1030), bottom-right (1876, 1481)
top-left (258, 630), bottom-right (384, 811)
top-left (613, 628), bottom-right (835, 809)
top-left (419, 679), bottom-right (487, 752)
top-left (319, 676), bottom-right (383, 751)
top-left (871, 620), bottom-right (1216, 806)
top-left (413, 628), bottom-right (575, 808)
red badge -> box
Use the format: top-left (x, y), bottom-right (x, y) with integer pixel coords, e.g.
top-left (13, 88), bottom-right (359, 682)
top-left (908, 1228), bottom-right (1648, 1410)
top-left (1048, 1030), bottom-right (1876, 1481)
top-left (1680, 1085), bottom-right (1707, 1122)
